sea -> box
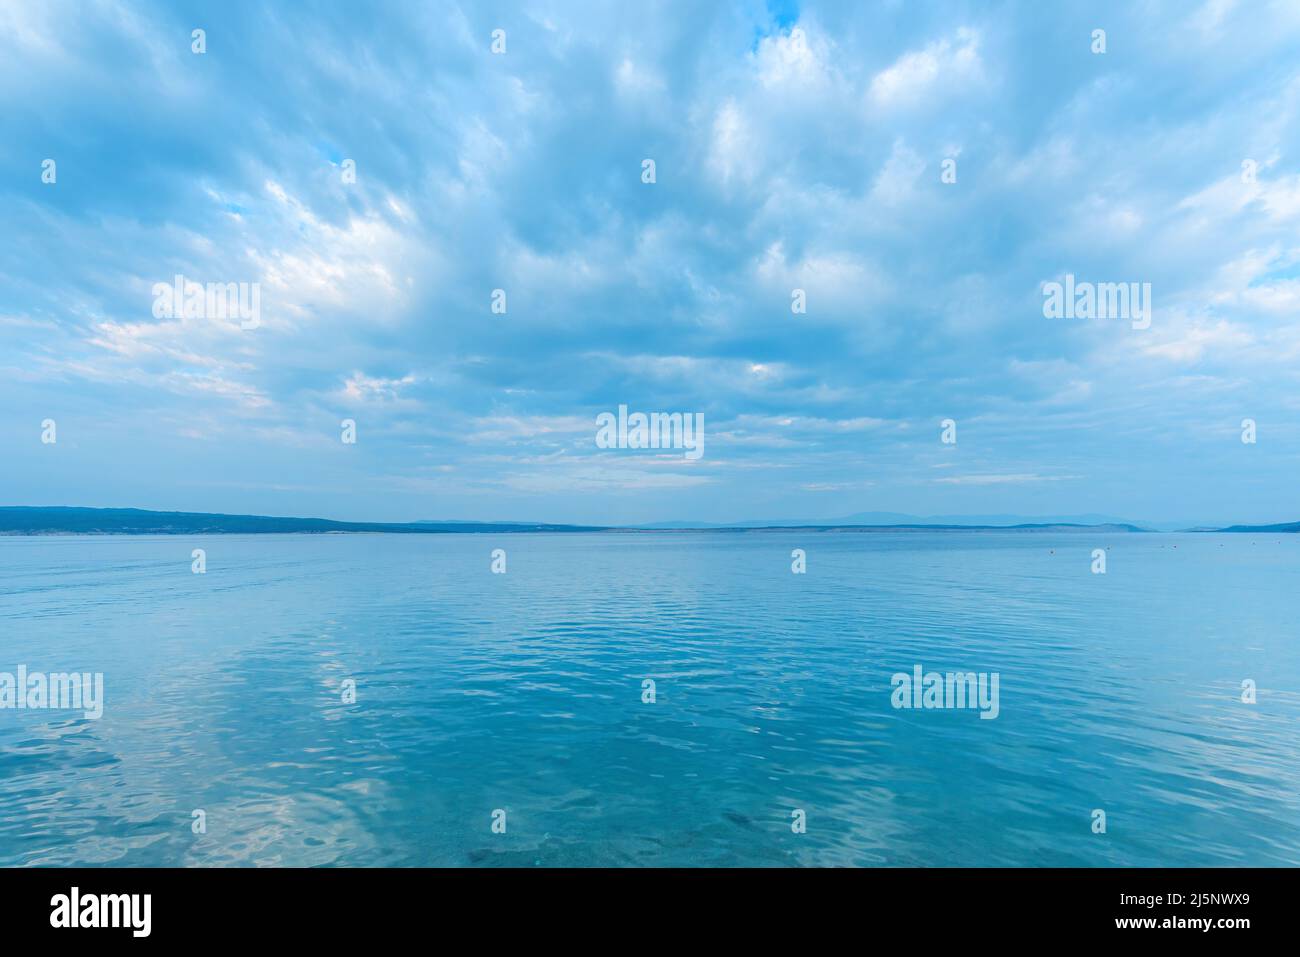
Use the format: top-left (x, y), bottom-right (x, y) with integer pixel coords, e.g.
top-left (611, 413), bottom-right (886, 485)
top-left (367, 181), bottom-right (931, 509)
top-left (1, 530), bottom-right (1297, 866)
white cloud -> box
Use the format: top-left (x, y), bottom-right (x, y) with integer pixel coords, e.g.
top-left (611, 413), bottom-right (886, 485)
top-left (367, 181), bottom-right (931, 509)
top-left (870, 139), bottom-right (926, 204)
top-left (341, 372), bottom-right (417, 403)
top-left (706, 99), bottom-right (760, 186)
top-left (933, 473), bottom-right (1078, 486)
top-left (614, 57), bottom-right (665, 97)
top-left (753, 26), bottom-right (827, 91)
top-left (1141, 320), bottom-right (1254, 363)
top-left (868, 28), bottom-right (983, 108)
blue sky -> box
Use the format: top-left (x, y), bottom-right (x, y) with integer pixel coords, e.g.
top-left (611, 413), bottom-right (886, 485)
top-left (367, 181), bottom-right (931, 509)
top-left (3, 0), bottom-right (1300, 525)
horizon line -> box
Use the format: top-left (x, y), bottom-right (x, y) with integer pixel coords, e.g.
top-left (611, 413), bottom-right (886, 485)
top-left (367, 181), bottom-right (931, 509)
top-left (1, 505), bottom-right (1297, 535)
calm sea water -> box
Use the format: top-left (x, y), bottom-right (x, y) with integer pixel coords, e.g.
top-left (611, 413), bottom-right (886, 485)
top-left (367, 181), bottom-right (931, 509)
top-left (1, 531), bottom-right (1297, 867)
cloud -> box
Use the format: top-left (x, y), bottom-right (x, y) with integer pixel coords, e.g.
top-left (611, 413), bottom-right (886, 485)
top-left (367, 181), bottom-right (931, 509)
top-left (2, 1), bottom-right (1299, 525)
top-left (932, 473), bottom-right (1079, 486)
top-left (868, 28), bottom-right (983, 109)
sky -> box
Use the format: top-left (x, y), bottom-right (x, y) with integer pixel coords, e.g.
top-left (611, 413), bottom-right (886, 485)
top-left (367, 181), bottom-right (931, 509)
top-left (3, 0), bottom-right (1300, 526)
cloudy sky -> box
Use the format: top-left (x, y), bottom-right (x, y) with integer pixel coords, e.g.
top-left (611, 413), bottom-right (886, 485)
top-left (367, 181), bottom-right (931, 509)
top-left (3, 0), bottom-right (1299, 526)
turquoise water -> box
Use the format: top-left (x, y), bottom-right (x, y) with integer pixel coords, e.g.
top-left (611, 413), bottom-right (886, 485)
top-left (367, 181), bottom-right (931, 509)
top-left (0, 531), bottom-right (1297, 867)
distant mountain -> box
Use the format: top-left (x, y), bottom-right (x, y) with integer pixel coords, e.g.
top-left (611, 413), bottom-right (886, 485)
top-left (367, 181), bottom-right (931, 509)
top-left (1208, 521), bottom-right (1300, 533)
top-left (628, 522), bottom-right (1146, 533)
top-left (4, 505), bottom-right (1281, 536)
top-left (635, 511), bottom-right (1156, 530)
top-left (0, 507), bottom-right (604, 535)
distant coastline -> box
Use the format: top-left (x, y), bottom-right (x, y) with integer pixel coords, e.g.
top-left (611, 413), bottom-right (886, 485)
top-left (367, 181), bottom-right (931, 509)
top-left (2, 506), bottom-right (1295, 536)
top-left (0, 507), bottom-right (604, 536)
